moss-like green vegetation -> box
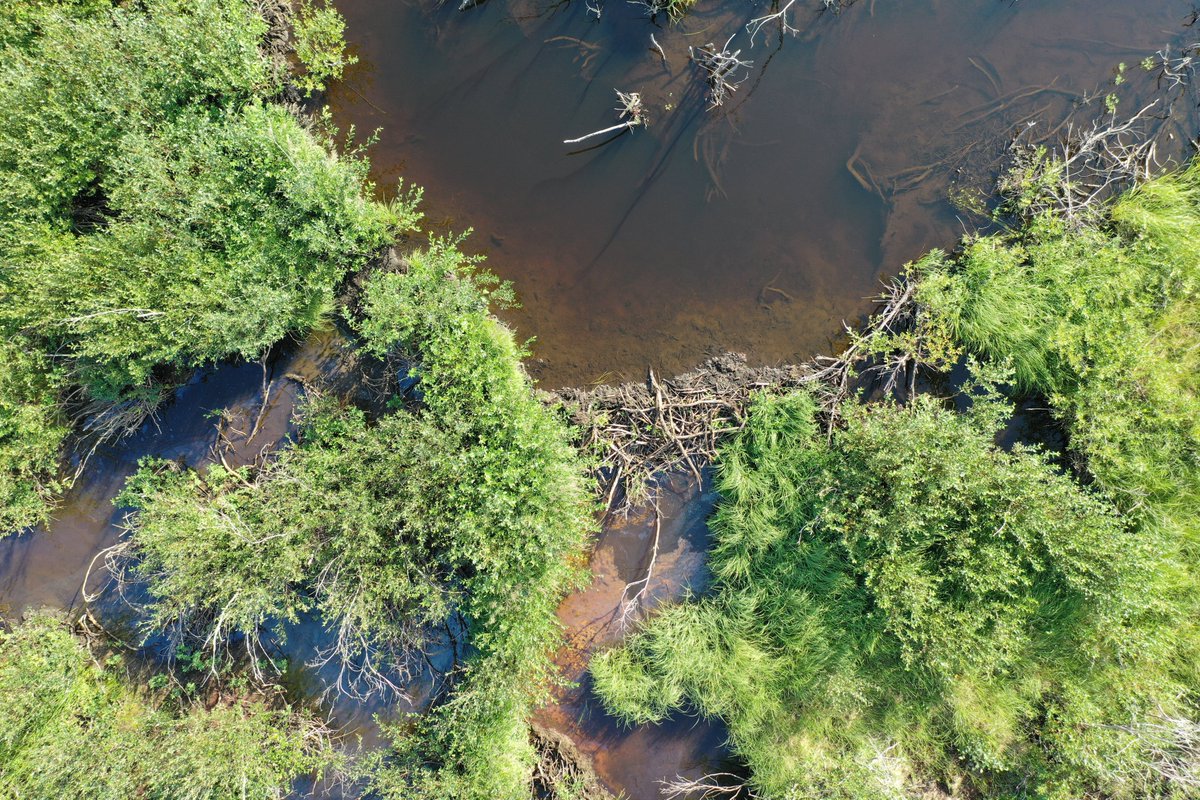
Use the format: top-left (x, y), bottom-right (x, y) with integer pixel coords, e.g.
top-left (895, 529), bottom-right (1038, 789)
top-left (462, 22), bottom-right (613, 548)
top-left (914, 158), bottom-right (1200, 555)
top-left (594, 159), bottom-right (1200, 798)
top-left (595, 388), bottom-right (1195, 798)
top-left (0, 0), bottom-right (415, 533)
top-left (118, 239), bottom-right (595, 799)
top-left (0, 611), bottom-right (338, 798)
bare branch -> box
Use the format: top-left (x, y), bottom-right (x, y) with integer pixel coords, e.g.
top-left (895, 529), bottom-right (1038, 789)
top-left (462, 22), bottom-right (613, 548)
top-left (616, 496), bottom-right (662, 627)
top-left (659, 773), bottom-right (755, 800)
top-left (564, 90), bottom-right (646, 144)
top-left (690, 36), bottom-right (753, 110)
top-left (745, 0), bottom-right (799, 46)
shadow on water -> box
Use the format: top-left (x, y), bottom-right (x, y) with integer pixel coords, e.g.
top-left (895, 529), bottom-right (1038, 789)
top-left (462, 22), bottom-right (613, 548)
top-left (0, 330), bottom-right (358, 619)
top-left (330, 0), bottom-right (1198, 388)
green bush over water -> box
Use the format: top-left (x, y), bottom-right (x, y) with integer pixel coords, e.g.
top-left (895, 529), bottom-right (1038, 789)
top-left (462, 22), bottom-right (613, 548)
top-left (0, 0), bottom-right (412, 533)
top-left (594, 389), bottom-right (1197, 798)
top-left (914, 161), bottom-right (1200, 550)
top-left (119, 239), bottom-right (595, 799)
top-left (0, 611), bottom-right (337, 799)
top-left (353, 241), bottom-right (594, 799)
top-left (594, 156), bottom-right (1200, 798)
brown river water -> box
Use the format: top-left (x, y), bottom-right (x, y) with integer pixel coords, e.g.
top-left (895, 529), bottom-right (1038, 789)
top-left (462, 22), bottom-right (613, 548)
top-left (2, 0), bottom-right (1199, 797)
top-left (330, 0), bottom-right (1198, 388)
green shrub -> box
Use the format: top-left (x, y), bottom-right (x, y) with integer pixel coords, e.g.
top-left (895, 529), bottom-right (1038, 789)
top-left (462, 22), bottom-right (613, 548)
top-left (0, 343), bottom-right (70, 532)
top-left (913, 161), bottom-right (1200, 623)
top-left (917, 163), bottom-right (1200, 506)
top-left (293, 0), bottom-right (358, 94)
top-left (594, 389), bottom-right (1195, 799)
top-left (0, 611), bottom-right (339, 799)
top-left (119, 238), bottom-right (595, 799)
top-left (0, 0), bottom-right (414, 533)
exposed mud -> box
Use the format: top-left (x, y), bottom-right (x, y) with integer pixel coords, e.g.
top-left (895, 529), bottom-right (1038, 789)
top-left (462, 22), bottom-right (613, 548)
top-left (532, 723), bottom-right (617, 800)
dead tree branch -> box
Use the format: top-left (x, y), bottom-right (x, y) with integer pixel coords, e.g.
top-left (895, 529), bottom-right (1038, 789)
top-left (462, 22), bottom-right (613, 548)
top-left (1006, 100), bottom-right (1168, 225)
top-left (691, 36), bottom-right (753, 109)
top-left (746, 0), bottom-right (799, 46)
top-left (564, 90), bottom-right (647, 144)
top-left (659, 773), bottom-right (756, 800)
top-left (616, 498), bottom-right (662, 627)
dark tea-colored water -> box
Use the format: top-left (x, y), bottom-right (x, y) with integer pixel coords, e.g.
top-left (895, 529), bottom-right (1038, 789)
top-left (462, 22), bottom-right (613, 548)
top-left (330, 0), bottom-right (1196, 387)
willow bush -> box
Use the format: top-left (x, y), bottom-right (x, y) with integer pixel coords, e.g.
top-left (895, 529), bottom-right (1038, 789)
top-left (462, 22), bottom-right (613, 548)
top-left (0, 0), bottom-right (414, 533)
top-left (119, 239), bottom-right (595, 800)
top-left (909, 163), bottom-right (1200, 748)
top-left (0, 611), bottom-right (338, 799)
top-left (594, 386), bottom-right (1197, 799)
top-left (593, 155), bottom-right (1200, 799)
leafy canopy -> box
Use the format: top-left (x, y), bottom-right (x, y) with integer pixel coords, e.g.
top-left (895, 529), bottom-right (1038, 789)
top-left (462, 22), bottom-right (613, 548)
top-left (119, 239), bottom-right (595, 800)
top-left (913, 160), bottom-right (1200, 545)
top-left (0, 0), bottom-right (413, 533)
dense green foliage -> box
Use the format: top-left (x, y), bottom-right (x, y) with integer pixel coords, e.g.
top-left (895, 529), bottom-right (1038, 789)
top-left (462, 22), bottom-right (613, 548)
top-left (293, 0), bottom-right (358, 94)
top-left (354, 240), bottom-right (595, 800)
top-left (0, 0), bottom-right (413, 533)
top-left (594, 389), bottom-right (1197, 799)
top-left (119, 239), bottom-right (594, 799)
top-left (914, 161), bottom-right (1200, 551)
top-left (0, 611), bottom-right (337, 799)
top-left (0, 343), bottom-right (71, 535)
top-left (594, 156), bottom-right (1200, 799)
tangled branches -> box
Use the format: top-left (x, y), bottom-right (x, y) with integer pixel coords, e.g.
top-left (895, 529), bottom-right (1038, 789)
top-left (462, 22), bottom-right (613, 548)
top-left (1004, 101), bottom-right (1168, 225)
top-left (560, 354), bottom-right (808, 511)
top-left (690, 37), bottom-right (753, 109)
top-left (1101, 708), bottom-right (1200, 791)
top-left (558, 278), bottom-right (921, 513)
top-left (531, 724), bottom-right (616, 800)
top-left (1146, 42), bottom-right (1200, 90)
top-left (659, 773), bottom-right (755, 800)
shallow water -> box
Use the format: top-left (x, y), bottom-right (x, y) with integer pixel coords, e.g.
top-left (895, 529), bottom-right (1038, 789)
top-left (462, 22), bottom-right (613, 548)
top-left (331, 0), bottom-right (1197, 387)
top-left (535, 473), bottom-right (725, 796)
top-left (0, 331), bottom-right (350, 619)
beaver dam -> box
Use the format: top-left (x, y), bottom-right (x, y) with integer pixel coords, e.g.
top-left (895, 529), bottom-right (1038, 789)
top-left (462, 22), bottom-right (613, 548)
top-left (2, 0), bottom-right (1200, 798)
